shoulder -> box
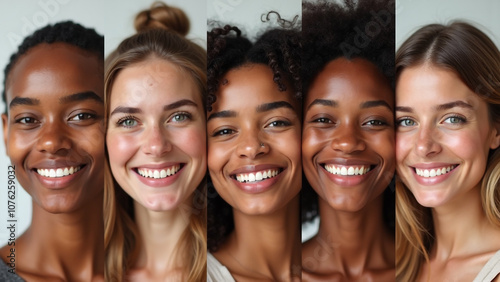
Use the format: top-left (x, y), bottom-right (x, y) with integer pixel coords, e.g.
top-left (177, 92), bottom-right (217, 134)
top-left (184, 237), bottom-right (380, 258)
top-left (207, 252), bottom-right (235, 282)
top-left (474, 250), bottom-right (500, 282)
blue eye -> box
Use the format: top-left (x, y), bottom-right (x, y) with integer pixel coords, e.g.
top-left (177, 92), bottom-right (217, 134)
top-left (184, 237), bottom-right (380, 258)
top-left (398, 118), bottom-right (416, 127)
top-left (443, 116), bottom-right (466, 124)
top-left (117, 116), bottom-right (139, 128)
top-left (170, 113), bottom-right (191, 123)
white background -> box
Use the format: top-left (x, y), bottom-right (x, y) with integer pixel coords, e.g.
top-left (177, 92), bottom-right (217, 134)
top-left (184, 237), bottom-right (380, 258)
top-left (0, 0), bottom-right (206, 246)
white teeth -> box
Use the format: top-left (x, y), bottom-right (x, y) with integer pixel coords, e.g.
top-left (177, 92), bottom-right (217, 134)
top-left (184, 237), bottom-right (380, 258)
top-left (324, 164), bottom-right (372, 176)
top-left (415, 165), bottom-right (457, 178)
top-left (137, 165), bottom-right (181, 179)
top-left (36, 166), bottom-right (82, 178)
top-left (235, 169), bottom-right (281, 183)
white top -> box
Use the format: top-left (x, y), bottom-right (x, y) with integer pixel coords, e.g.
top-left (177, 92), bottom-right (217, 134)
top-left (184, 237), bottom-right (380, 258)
top-left (207, 252), bottom-right (235, 282)
top-left (473, 250), bottom-right (500, 282)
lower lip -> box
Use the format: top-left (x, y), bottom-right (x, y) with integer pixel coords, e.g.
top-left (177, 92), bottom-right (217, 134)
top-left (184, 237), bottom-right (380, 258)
top-left (411, 166), bottom-right (457, 186)
top-left (231, 171), bottom-right (283, 194)
top-left (321, 166), bottom-right (374, 187)
top-left (134, 166), bottom-right (184, 188)
top-left (34, 166), bottom-right (86, 189)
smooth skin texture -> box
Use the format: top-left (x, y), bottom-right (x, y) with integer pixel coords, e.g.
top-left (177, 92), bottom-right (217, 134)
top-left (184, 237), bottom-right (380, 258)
top-left (107, 59), bottom-right (206, 280)
top-left (207, 64), bottom-right (301, 281)
top-left (302, 58), bottom-right (395, 281)
top-left (396, 64), bottom-right (500, 281)
top-left (1, 43), bottom-right (104, 281)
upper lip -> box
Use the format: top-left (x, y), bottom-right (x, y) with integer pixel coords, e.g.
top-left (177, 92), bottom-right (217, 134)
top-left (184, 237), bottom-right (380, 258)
top-left (30, 159), bottom-right (86, 169)
top-left (410, 162), bottom-right (459, 169)
top-left (230, 164), bottom-right (284, 175)
top-left (319, 158), bottom-right (376, 166)
top-left (133, 162), bottom-right (184, 169)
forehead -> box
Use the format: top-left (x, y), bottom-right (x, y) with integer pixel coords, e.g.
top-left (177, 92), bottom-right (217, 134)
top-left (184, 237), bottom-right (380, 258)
top-left (6, 42), bottom-right (103, 103)
top-left (109, 59), bottom-right (202, 108)
top-left (307, 57), bottom-right (393, 105)
top-left (213, 64), bottom-right (297, 111)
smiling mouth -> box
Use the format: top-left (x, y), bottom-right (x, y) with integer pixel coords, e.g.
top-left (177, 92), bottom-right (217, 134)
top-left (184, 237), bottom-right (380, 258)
top-left (322, 164), bottom-right (374, 176)
top-left (35, 165), bottom-right (84, 178)
top-left (414, 165), bottom-right (458, 178)
top-left (232, 168), bottom-right (283, 183)
top-left (135, 164), bottom-right (183, 179)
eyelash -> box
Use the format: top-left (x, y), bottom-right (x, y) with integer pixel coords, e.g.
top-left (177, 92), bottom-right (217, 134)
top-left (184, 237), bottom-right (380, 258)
top-left (69, 113), bottom-right (96, 121)
top-left (266, 120), bottom-right (291, 127)
top-left (443, 115), bottom-right (467, 125)
top-left (117, 115), bottom-right (140, 128)
top-left (212, 128), bottom-right (235, 137)
top-left (15, 117), bottom-right (39, 124)
top-left (397, 117), bottom-right (416, 127)
top-left (169, 112), bottom-right (192, 123)
top-left (311, 117), bottom-right (333, 124)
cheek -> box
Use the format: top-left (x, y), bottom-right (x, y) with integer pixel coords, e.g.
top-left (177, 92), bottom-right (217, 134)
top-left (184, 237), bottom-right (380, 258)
top-left (172, 126), bottom-right (207, 164)
top-left (275, 128), bottom-right (302, 167)
top-left (442, 129), bottom-right (487, 162)
top-left (77, 125), bottom-right (105, 166)
top-left (107, 132), bottom-right (138, 171)
top-left (371, 131), bottom-right (395, 165)
top-left (395, 132), bottom-right (412, 164)
top-left (207, 141), bottom-right (228, 175)
top-left (302, 128), bottom-right (325, 168)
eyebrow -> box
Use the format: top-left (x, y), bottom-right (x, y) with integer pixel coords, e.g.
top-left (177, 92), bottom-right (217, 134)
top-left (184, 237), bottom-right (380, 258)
top-left (256, 101), bottom-right (295, 113)
top-left (9, 97), bottom-right (40, 109)
top-left (207, 110), bottom-right (237, 121)
top-left (163, 99), bottom-right (198, 111)
top-left (396, 100), bottom-right (473, 113)
top-left (361, 100), bottom-right (393, 111)
top-left (110, 106), bottom-right (142, 116)
top-left (59, 91), bottom-right (103, 104)
top-left (435, 100), bottom-right (473, 111)
top-left (307, 99), bottom-right (338, 110)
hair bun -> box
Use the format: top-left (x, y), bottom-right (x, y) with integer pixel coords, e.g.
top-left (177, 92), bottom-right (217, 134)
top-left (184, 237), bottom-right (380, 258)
top-left (134, 1), bottom-right (190, 36)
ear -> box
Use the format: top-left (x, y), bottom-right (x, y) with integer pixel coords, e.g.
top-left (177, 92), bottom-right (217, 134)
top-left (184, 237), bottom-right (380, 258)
top-left (490, 120), bottom-right (500, 150)
top-left (2, 113), bottom-right (8, 155)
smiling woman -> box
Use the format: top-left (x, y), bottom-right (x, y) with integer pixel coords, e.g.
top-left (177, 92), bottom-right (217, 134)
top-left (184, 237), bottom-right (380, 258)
top-left (0, 21), bottom-right (105, 281)
top-left (395, 22), bottom-right (500, 282)
top-left (206, 18), bottom-right (302, 281)
top-left (104, 2), bottom-right (207, 281)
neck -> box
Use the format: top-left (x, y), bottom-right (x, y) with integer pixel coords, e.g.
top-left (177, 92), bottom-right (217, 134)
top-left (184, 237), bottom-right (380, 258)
top-left (228, 194), bottom-right (301, 280)
top-left (312, 194), bottom-right (394, 274)
top-left (133, 195), bottom-right (193, 275)
top-left (25, 193), bottom-right (104, 279)
top-left (431, 186), bottom-right (494, 260)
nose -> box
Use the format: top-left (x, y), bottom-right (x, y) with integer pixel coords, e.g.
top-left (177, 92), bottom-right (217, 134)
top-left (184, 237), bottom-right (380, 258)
top-left (415, 124), bottom-right (441, 157)
top-left (35, 119), bottom-right (72, 154)
top-left (236, 129), bottom-right (269, 159)
top-left (330, 123), bottom-right (366, 154)
top-left (141, 125), bottom-right (172, 156)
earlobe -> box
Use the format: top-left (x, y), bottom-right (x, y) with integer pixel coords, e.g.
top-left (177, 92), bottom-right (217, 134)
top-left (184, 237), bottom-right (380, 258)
top-left (2, 113), bottom-right (8, 153)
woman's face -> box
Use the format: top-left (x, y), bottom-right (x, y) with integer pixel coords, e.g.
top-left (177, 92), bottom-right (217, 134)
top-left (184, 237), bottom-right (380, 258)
top-left (107, 59), bottom-right (206, 211)
top-left (1, 43), bottom-right (105, 213)
top-left (396, 64), bottom-right (500, 208)
top-left (207, 64), bottom-right (301, 215)
top-left (302, 58), bottom-right (395, 212)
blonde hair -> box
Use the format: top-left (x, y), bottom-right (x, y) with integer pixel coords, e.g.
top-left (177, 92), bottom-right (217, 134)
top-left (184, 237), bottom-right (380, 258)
top-left (104, 2), bottom-right (207, 281)
top-left (395, 22), bottom-right (500, 281)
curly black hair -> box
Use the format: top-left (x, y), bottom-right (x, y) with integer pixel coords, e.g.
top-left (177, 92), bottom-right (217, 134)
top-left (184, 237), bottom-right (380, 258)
top-left (301, 0), bottom-right (395, 229)
top-left (2, 20), bottom-right (104, 113)
top-left (207, 20), bottom-right (301, 252)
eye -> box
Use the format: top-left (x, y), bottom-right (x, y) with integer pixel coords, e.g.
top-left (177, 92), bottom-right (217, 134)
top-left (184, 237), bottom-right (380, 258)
top-left (311, 117), bottom-right (332, 124)
top-left (443, 115), bottom-right (466, 124)
top-left (363, 119), bottom-right (388, 126)
top-left (69, 113), bottom-right (96, 121)
top-left (117, 116), bottom-right (140, 128)
top-left (212, 128), bottom-right (235, 137)
top-left (397, 118), bottom-right (416, 127)
top-left (266, 120), bottom-right (291, 127)
top-left (15, 117), bottom-right (39, 124)
top-left (169, 112), bottom-right (191, 123)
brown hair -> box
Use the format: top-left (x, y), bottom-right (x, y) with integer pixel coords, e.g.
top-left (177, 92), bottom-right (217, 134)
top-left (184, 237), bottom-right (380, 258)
top-left (104, 2), bottom-right (206, 281)
top-left (395, 22), bottom-right (500, 281)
